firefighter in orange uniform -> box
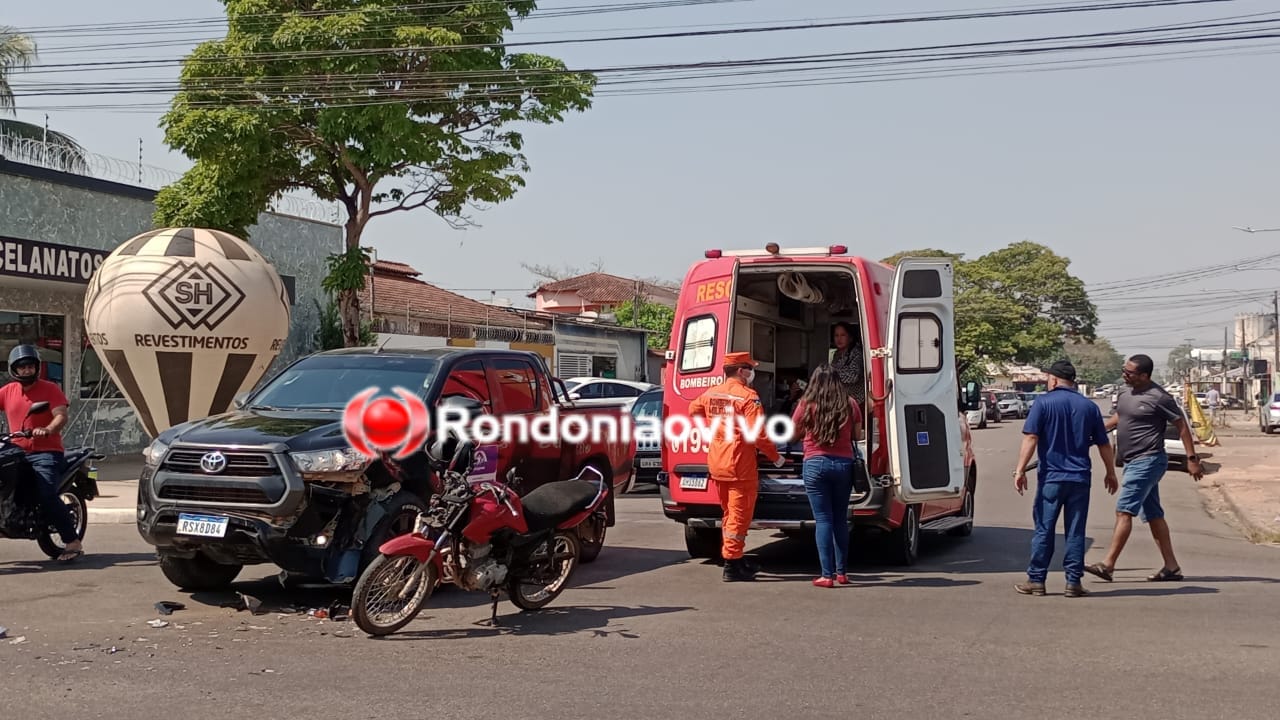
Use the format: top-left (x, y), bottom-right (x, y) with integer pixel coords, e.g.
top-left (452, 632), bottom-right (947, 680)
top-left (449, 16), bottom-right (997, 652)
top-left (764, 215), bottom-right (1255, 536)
top-left (688, 351), bottom-right (785, 582)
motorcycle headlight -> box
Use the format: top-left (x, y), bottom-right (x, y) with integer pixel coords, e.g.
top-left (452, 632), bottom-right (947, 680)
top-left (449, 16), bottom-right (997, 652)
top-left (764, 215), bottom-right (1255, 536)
top-left (289, 448), bottom-right (371, 474)
top-left (142, 439), bottom-right (169, 467)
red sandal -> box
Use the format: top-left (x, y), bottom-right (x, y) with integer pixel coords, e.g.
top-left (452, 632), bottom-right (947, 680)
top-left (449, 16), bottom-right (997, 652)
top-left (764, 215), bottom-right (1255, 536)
top-left (813, 577), bottom-right (835, 588)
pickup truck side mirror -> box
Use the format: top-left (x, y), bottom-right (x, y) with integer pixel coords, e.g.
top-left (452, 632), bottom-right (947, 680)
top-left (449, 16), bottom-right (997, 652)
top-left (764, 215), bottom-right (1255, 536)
top-left (569, 392), bottom-right (581, 401)
top-left (232, 392), bottom-right (249, 410)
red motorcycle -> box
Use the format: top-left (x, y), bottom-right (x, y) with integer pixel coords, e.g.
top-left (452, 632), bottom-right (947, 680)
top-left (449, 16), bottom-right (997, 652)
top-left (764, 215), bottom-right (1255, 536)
top-left (350, 432), bottom-right (608, 637)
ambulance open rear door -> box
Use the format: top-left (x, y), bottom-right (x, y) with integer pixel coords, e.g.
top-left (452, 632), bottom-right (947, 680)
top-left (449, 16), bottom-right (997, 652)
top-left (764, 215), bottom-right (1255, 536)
top-left (881, 259), bottom-right (966, 504)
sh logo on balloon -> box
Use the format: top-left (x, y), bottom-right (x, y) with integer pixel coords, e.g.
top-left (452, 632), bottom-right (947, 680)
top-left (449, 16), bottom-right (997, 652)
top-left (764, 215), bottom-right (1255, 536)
top-left (342, 387), bottom-right (431, 460)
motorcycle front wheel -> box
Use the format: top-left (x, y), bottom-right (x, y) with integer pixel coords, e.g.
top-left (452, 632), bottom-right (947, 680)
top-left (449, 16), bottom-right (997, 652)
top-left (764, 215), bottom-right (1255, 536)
top-left (508, 531), bottom-right (580, 611)
top-left (37, 492), bottom-right (87, 559)
top-left (351, 554), bottom-right (437, 637)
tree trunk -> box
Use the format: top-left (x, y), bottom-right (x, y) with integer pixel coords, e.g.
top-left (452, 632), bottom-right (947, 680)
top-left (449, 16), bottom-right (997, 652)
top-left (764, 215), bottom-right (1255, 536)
top-left (340, 219), bottom-right (365, 347)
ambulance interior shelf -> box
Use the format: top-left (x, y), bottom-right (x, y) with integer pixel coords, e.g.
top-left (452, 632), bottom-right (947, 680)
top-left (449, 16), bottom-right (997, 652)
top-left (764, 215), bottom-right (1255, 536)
top-left (729, 268), bottom-right (862, 416)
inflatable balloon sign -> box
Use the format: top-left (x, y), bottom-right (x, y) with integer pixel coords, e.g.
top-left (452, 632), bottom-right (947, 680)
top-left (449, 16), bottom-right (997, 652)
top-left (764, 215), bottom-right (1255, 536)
top-left (83, 227), bottom-right (292, 438)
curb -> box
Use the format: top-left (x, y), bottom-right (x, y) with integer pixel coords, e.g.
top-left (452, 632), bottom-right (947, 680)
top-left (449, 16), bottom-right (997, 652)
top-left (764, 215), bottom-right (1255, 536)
top-left (88, 508), bottom-right (136, 525)
top-left (1208, 480), bottom-right (1280, 545)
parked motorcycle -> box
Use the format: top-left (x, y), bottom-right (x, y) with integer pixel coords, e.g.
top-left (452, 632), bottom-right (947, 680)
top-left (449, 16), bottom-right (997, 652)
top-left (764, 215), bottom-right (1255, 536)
top-left (350, 433), bottom-right (608, 637)
top-left (0, 400), bottom-right (104, 558)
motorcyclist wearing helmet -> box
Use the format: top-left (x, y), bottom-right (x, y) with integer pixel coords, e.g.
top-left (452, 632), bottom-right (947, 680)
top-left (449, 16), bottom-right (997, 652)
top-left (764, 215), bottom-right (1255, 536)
top-left (0, 344), bottom-right (82, 562)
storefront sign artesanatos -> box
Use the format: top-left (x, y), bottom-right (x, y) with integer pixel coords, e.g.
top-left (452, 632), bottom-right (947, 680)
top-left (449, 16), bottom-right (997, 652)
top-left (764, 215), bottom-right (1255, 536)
top-left (83, 227), bottom-right (291, 437)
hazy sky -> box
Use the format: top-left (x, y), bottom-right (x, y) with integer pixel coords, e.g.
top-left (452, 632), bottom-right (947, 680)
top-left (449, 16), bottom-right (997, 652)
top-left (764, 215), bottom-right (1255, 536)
top-left (7, 0), bottom-right (1280, 365)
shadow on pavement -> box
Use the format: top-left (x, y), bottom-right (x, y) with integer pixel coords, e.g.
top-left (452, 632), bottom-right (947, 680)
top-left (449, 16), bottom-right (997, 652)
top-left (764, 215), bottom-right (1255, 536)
top-left (0, 551), bottom-right (155, 576)
top-left (182, 546), bottom-right (692, 615)
top-left (380, 603), bottom-right (694, 641)
top-left (1087, 585), bottom-right (1220, 598)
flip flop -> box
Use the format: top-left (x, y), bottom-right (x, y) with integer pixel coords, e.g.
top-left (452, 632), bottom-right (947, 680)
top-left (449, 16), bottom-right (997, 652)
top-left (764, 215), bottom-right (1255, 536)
top-left (1148, 567), bottom-right (1183, 581)
top-left (56, 549), bottom-right (84, 563)
top-left (1083, 563), bottom-right (1114, 582)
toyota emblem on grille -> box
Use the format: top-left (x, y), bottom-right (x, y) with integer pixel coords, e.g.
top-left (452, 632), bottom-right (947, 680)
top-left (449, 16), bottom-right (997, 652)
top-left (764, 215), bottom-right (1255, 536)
top-left (200, 451), bottom-right (228, 474)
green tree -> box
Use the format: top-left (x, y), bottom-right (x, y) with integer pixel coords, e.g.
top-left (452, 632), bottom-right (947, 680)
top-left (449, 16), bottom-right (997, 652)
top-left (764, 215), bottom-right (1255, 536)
top-left (153, 1), bottom-right (596, 347)
top-left (882, 242), bottom-right (1097, 371)
top-left (615, 298), bottom-right (675, 350)
top-left (1167, 343), bottom-right (1195, 380)
top-left (1065, 337), bottom-right (1125, 386)
top-left (313, 296), bottom-right (376, 351)
top-left (0, 26), bottom-right (87, 171)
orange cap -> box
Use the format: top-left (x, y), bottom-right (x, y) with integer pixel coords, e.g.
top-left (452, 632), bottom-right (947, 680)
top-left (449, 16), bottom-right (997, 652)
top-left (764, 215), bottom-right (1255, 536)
top-left (722, 351), bottom-right (759, 368)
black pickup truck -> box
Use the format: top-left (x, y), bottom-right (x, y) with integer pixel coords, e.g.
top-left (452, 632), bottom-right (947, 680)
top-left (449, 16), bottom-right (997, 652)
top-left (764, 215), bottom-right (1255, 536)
top-left (136, 347), bottom-right (634, 591)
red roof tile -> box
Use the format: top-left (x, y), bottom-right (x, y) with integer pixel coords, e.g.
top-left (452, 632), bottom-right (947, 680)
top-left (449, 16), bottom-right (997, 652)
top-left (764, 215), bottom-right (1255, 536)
top-left (359, 261), bottom-right (548, 330)
top-left (530, 272), bottom-right (678, 306)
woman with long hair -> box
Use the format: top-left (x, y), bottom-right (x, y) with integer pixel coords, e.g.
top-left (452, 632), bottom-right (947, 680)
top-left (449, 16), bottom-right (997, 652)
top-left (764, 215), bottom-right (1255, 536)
top-left (790, 364), bottom-right (864, 587)
top-left (830, 322), bottom-right (866, 407)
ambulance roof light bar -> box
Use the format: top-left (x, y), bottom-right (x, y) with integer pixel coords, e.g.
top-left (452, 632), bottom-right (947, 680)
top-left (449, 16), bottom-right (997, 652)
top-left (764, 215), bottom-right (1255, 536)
top-left (704, 244), bottom-right (848, 259)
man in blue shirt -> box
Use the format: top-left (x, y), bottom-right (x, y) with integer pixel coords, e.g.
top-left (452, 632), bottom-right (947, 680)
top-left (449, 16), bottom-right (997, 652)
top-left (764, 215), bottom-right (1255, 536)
top-left (1012, 360), bottom-right (1119, 597)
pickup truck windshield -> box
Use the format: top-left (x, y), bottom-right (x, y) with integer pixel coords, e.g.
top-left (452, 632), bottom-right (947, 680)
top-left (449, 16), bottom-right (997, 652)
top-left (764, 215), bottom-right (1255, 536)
top-left (249, 355), bottom-right (441, 410)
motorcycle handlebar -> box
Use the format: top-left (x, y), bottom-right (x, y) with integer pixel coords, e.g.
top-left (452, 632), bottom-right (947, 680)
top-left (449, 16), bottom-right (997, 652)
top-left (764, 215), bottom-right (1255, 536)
top-left (1, 430), bottom-right (31, 441)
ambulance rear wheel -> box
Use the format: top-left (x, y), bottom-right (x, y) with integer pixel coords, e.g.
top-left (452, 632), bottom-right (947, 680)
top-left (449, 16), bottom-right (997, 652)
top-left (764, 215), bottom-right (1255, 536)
top-left (886, 504), bottom-right (920, 566)
top-left (684, 525), bottom-right (721, 560)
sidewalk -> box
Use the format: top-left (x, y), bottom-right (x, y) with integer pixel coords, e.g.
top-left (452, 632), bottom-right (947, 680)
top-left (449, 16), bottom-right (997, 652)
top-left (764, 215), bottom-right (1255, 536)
top-left (88, 456), bottom-right (144, 525)
top-left (1194, 411), bottom-right (1280, 544)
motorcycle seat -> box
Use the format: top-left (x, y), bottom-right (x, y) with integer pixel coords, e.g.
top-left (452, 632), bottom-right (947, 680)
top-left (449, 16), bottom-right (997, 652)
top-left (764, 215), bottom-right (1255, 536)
top-left (520, 480), bottom-right (600, 532)
top-left (64, 448), bottom-right (93, 467)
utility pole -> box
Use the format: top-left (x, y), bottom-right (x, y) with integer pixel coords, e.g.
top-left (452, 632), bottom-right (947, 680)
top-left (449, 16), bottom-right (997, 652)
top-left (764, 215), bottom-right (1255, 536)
top-left (1273, 290), bottom-right (1279, 399)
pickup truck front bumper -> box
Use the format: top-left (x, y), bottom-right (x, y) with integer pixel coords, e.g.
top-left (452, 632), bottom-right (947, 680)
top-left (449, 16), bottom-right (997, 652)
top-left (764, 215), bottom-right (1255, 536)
top-left (136, 443), bottom-right (353, 578)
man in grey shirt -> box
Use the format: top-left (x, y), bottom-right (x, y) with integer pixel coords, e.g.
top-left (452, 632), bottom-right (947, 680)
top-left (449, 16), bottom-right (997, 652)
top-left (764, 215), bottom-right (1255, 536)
top-left (1085, 354), bottom-right (1203, 583)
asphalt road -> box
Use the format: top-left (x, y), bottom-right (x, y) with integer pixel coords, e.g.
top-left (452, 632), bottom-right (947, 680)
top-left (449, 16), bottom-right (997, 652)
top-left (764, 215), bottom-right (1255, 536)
top-left (3, 416), bottom-right (1279, 719)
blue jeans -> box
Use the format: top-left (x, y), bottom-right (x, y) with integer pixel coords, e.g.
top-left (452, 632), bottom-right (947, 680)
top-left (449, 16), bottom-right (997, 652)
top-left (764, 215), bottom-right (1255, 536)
top-left (803, 455), bottom-right (855, 578)
top-left (28, 451), bottom-right (76, 544)
top-left (1028, 480), bottom-right (1090, 585)
top-left (1116, 452), bottom-right (1167, 523)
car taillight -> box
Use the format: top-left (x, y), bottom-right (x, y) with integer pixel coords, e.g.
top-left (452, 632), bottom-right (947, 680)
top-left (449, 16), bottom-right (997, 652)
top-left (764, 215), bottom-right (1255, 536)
top-left (704, 249), bottom-right (722, 258)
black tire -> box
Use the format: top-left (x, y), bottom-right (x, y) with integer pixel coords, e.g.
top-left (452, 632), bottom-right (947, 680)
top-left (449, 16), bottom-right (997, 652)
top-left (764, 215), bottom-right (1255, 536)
top-left (948, 487), bottom-right (975, 538)
top-left (578, 507), bottom-right (607, 564)
top-left (684, 524), bottom-right (721, 560)
top-left (351, 553), bottom-right (437, 637)
top-left (37, 492), bottom-right (87, 559)
top-left (359, 491), bottom-right (430, 577)
top-left (158, 551), bottom-right (243, 591)
top-left (508, 531), bottom-right (579, 611)
top-left (886, 504), bottom-right (920, 566)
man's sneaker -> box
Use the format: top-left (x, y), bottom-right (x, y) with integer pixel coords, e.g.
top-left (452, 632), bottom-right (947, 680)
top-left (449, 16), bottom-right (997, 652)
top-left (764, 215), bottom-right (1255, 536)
top-left (1014, 581), bottom-right (1046, 596)
top-left (1064, 583), bottom-right (1089, 598)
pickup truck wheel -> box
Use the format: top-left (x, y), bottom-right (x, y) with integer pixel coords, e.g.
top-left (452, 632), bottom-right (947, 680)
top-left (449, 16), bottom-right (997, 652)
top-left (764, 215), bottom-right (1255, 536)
top-left (360, 491), bottom-right (430, 577)
top-left (885, 504), bottom-right (920, 566)
top-left (684, 524), bottom-right (721, 560)
top-left (158, 552), bottom-right (242, 592)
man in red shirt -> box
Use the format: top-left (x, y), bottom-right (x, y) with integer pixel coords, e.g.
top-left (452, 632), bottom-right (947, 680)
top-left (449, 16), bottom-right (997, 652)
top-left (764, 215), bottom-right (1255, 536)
top-left (1, 345), bottom-right (82, 562)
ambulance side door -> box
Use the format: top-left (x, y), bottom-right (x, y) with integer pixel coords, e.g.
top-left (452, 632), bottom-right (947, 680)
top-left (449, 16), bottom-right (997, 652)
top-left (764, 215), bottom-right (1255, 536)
top-left (883, 259), bottom-right (966, 504)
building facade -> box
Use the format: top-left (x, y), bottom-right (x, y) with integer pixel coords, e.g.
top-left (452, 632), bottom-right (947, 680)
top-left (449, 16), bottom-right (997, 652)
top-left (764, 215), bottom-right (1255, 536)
top-left (0, 152), bottom-right (341, 455)
top-left (530, 272), bottom-right (678, 316)
top-left (362, 260), bottom-right (654, 382)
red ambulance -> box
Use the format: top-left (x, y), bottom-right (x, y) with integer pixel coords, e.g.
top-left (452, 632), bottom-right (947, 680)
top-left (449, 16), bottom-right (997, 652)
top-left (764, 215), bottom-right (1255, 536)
top-left (657, 244), bottom-right (980, 565)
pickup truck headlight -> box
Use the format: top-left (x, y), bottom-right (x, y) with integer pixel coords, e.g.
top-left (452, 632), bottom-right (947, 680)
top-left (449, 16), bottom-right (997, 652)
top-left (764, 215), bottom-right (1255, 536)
top-left (142, 439), bottom-right (169, 467)
top-left (289, 448), bottom-right (371, 474)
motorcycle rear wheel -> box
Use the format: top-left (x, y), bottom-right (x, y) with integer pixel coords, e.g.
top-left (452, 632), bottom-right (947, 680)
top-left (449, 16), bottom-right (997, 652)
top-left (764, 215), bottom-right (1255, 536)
top-left (508, 531), bottom-right (580, 611)
top-left (351, 554), bottom-right (437, 637)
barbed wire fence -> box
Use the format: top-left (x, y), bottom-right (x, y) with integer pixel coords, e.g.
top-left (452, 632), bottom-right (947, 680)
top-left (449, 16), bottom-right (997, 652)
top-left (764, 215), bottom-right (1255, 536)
top-left (0, 134), bottom-right (340, 225)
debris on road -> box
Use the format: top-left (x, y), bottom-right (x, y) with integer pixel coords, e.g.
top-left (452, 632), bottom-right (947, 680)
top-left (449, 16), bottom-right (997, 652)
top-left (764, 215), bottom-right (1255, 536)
top-left (9, 636), bottom-right (27, 645)
top-left (146, 619), bottom-right (169, 629)
top-left (154, 601), bottom-right (185, 616)
top-left (0, 625), bottom-right (6, 639)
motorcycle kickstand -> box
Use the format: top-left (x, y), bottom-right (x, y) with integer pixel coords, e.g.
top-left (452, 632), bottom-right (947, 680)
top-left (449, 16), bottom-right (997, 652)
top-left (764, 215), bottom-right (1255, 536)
top-left (475, 591), bottom-right (502, 627)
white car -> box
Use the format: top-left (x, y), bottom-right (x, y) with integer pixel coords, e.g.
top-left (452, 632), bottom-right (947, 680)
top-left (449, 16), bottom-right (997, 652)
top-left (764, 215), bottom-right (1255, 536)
top-left (966, 400), bottom-right (989, 429)
top-left (994, 391), bottom-right (1027, 419)
top-left (1260, 392), bottom-right (1280, 434)
top-left (560, 377), bottom-right (657, 411)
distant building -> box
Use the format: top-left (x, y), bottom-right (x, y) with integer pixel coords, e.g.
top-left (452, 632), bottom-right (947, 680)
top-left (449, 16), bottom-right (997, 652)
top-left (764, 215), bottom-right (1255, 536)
top-left (529, 272), bottom-right (678, 316)
top-left (360, 260), bottom-right (654, 382)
